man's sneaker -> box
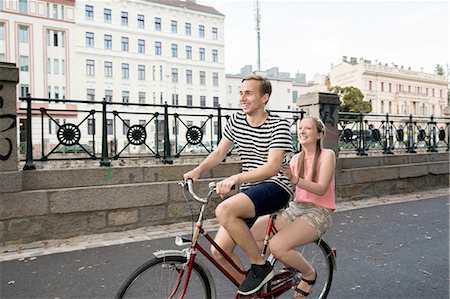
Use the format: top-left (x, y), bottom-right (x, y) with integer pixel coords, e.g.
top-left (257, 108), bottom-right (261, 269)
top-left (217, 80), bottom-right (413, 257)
top-left (238, 261), bottom-right (274, 295)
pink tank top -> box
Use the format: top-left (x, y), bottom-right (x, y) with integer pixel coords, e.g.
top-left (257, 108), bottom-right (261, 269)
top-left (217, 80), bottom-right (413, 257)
top-left (290, 150), bottom-right (336, 210)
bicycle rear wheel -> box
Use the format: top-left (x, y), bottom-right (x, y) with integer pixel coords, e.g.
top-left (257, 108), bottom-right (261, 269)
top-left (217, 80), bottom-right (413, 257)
top-left (269, 239), bottom-right (335, 298)
top-left (116, 255), bottom-right (215, 299)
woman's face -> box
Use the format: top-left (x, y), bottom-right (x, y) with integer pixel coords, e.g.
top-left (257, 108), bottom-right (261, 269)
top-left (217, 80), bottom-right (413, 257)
top-left (298, 117), bottom-right (321, 145)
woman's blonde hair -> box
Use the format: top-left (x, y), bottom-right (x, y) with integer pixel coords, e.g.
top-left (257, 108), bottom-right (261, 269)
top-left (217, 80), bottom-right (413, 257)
top-left (297, 116), bottom-right (326, 182)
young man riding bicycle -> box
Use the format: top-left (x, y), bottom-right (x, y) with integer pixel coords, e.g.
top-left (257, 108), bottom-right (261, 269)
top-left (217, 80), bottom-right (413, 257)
top-left (183, 75), bottom-right (293, 295)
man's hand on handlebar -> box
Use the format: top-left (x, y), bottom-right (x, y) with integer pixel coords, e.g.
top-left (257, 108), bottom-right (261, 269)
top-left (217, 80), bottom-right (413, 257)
top-left (216, 175), bottom-right (238, 199)
top-left (183, 168), bottom-right (201, 182)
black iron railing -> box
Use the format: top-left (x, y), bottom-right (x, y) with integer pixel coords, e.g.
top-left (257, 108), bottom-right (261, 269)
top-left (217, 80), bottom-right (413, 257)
top-left (19, 95), bottom-right (449, 170)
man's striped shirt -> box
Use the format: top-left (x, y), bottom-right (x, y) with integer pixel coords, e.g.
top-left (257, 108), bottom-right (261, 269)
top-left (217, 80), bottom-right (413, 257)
top-left (223, 111), bottom-right (294, 196)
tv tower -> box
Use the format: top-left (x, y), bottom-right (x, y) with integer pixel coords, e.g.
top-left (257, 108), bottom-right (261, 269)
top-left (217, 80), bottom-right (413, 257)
top-left (255, 0), bottom-right (261, 71)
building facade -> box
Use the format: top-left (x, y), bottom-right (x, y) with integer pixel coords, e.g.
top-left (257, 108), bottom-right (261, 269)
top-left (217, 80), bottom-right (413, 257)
top-left (329, 56), bottom-right (448, 116)
top-left (1, 0), bottom-right (225, 154)
top-left (225, 65), bottom-right (308, 111)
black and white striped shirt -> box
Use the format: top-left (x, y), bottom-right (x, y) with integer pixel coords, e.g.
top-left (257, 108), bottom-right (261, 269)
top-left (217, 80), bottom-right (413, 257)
top-left (223, 111), bottom-right (294, 196)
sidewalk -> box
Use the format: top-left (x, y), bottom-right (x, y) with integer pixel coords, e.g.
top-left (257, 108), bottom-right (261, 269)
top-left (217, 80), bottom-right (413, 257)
top-left (1, 187), bottom-right (448, 262)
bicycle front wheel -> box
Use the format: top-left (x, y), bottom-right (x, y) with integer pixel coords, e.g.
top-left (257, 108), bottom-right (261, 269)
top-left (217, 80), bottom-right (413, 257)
top-left (269, 239), bottom-right (335, 298)
top-left (116, 255), bottom-right (215, 299)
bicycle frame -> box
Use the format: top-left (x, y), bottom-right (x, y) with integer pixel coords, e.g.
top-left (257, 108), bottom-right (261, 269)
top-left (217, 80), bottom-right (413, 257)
top-left (163, 181), bottom-right (332, 299)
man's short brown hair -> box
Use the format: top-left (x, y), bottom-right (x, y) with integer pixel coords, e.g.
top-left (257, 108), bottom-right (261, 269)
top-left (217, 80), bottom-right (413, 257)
top-left (242, 75), bottom-right (272, 98)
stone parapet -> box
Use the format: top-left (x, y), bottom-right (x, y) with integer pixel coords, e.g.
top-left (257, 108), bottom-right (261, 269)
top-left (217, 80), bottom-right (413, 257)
top-left (0, 154), bottom-right (448, 244)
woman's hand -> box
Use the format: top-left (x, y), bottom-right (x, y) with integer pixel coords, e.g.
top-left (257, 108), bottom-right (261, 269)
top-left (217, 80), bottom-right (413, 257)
top-left (282, 165), bottom-right (297, 185)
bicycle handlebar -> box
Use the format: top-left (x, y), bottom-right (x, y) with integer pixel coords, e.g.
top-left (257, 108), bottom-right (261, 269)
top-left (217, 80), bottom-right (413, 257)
top-left (182, 179), bottom-right (235, 204)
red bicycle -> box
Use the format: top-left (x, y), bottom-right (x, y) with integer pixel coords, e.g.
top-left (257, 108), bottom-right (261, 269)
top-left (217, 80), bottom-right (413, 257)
top-left (116, 180), bottom-right (336, 298)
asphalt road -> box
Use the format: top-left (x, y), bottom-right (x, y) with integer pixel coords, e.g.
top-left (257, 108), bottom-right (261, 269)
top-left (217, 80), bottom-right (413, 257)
top-left (1, 195), bottom-right (448, 299)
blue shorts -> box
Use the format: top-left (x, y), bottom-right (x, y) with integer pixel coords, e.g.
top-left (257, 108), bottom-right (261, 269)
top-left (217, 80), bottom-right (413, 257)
top-left (241, 182), bottom-right (291, 227)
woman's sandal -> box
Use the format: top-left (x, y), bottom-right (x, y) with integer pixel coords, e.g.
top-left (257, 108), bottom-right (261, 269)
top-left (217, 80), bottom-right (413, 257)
top-left (292, 268), bottom-right (317, 298)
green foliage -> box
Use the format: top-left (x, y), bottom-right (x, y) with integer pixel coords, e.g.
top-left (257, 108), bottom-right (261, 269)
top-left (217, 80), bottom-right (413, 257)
top-left (329, 86), bottom-right (372, 114)
top-left (435, 64), bottom-right (445, 75)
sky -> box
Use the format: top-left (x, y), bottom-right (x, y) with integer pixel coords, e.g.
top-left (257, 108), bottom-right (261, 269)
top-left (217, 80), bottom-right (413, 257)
top-left (198, 0), bottom-right (449, 81)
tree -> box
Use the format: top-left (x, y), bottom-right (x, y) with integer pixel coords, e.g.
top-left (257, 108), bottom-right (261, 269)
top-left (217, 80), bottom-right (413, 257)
top-left (435, 64), bottom-right (445, 75)
top-left (329, 86), bottom-right (372, 114)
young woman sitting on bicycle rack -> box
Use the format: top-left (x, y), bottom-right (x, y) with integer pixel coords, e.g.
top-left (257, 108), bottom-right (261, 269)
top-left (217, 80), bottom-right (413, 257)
top-left (251, 115), bottom-right (336, 298)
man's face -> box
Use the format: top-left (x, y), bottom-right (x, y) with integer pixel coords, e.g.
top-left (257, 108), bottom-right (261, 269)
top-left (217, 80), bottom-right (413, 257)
top-left (239, 80), bottom-right (268, 115)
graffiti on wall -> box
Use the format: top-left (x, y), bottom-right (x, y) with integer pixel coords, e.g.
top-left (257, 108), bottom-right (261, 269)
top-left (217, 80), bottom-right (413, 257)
top-left (0, 84), bottom-right (16, 161)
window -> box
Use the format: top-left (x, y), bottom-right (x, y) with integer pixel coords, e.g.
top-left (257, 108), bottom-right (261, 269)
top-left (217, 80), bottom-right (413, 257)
top-left (200, 96), bottom-right (206, 107)
top-left (186, 70), bottom-right (192, 84)
top-left (171, 20), bottom-right (177, 33)
top-left (171, 68), bottom-right (178, 83)
top-left (138, 14), bottom-right (145, 28)
top-left (154, 17), bottom-right (161, 31)
top-left (212, 49), bottom-right (218, 62)
top-left (199, 48), bottom-right (205, 61)
top-left (52, 4), bottom-right (58, 19)
top-left (213, 96), bottom-right (219, 107)
top-left (53, 32), bottom-right (58, 46)
top-left (20, 84), bottom-right (29, 98)
top-left (122, 91), bottom-right (130, 104)
top-left (104, 61), bottom-right (112, 77)
top-left (121, 63), bottom-right (129, 78)
top-left (185, 22), bottom-right (191, 35)
top-left (171, 44), bottom-right (178, 57)
top-left (172, 94), bottom-right (178, 105)
top-left (186, 46), bottom-right (192, 59)
top-left (61, 32), bottom-right (65, 47)
top-left (88, 119), bottom-right (95, 135)
top-left (62, 86), bottom-right (66, 99)
top-left (19, 56), bottom-right (29, 72)
top-left (105, 89), bottom-right (113, 102)
top-left (138, 39), bottom-right (145, 53)
top-left (123, 119), bottom-right (130, 135)
top-left (47, 58), bottom-right (51, 74)
top-left (107, 119), bottom-right (113, 135)
top-left (87, 88), bottom-right (95, 101)
top-left (19, 0), bottom-right (27, 13)
top-left (85, 5), bottom-right (93, 19)
top-left (19, 26), bottom-right (29, 43)
top-left (212, 72), bottom-right (219, 86)
top-left (0, 24), bottom-right (4, 41)
top-left (138, 92), bottom-right (146, 104)
top-left (368, 80), bottom-right (372, 91)
top-left (121, 37), bottom-right (129, 51)
top-left (212, 27), bottom-right (218, 40)
top-left (389, 83), bottom-right (392, 92)
top-left (104, 34), bottom-right (112, 49)
top-left (198, 25), bottom-right (205, 38)
top-left (381, 82), bottom-right (384, 92)
top-left (199, 71), bottom-right (206, 85)
top-left (159, 66), bottom-right (163, 81)
top-left (61, 59), bottom-right (65, 75)
top-left (86, 59), bottom-right (95, 76)
top-left (60, 5), bottom-right (65, 19)
top-left (104, 8), bottom-right (111, 22)
top-left (138, 65), bottom-right (145, 80)
top-left (86, 32), bottom-right (94, 47)
top-left (187, 95), bottom-right (193, 106)
top-left (121, 11), bottom-right (128, 25)
top-left (53, 58), bottom-right (59, 74)
top-left (155, 41), bottom-right (162, 55)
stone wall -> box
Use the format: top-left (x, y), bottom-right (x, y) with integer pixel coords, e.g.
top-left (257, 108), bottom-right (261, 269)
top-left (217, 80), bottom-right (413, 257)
top-left (0, 153), bottom-right (448, 245)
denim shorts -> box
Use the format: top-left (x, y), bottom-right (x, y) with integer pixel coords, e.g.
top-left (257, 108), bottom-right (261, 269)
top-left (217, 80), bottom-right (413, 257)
top-left (241, 182), bottom-right (291, 227)
top-left (281, 201), bottom-right (332, 237)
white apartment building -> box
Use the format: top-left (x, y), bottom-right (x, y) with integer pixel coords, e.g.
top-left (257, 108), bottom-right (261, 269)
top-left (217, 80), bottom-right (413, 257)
top-left (329, 56), bottom-right (448, 117)
top-left (225, 65), bottom-right (308, 112)
top-left (1, 0), bottom-right (77, 148)
top-left (75, 0), bottom-right (225, 153)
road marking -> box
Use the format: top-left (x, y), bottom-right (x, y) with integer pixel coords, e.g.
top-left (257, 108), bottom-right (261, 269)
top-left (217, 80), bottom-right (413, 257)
top-left (0, 188), bottom-right (448, 262)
